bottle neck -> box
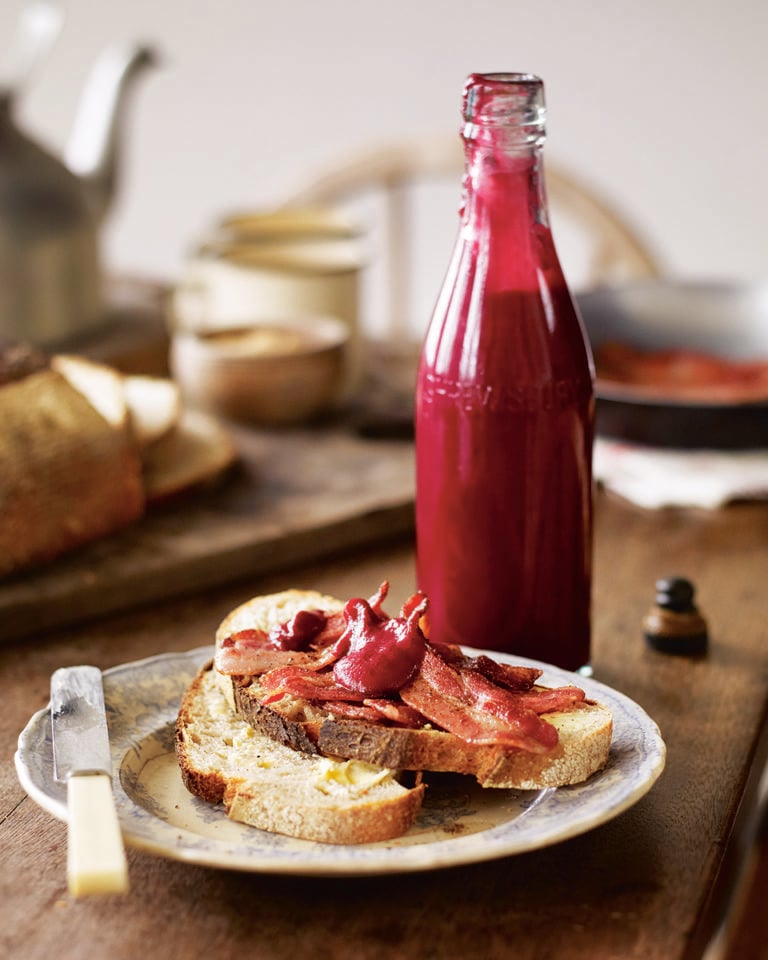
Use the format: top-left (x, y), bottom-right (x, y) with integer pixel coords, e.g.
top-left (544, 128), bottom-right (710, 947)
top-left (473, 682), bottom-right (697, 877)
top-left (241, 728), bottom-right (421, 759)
top-left (461, 138), bottom-right (549, 233)
top-left (456, 73), bottom-right (557, 291)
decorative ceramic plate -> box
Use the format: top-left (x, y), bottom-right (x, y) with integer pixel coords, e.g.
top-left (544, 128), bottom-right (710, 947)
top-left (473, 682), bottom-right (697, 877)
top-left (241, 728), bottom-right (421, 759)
top-left (15, 646), bottom-right (665, 876)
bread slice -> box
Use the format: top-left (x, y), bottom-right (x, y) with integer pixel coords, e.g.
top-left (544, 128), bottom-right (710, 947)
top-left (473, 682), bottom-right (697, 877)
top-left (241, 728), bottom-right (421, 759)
top-left (122, 374), bottom-right (182, 448)
top-left (0, 364), bottom-right (145, 577)
top-left (141, 408), bottom-right (236, 503)
top-left (309, 699), bottom-right (613, 790)
top-left (217, 588), bottom-right (344, 644)
top-left (176, 662), bottom-right (425, 844)
top-left (54, 355), bottom-right (232, 501)
top-left (216, 591), bottom-right (613, 790)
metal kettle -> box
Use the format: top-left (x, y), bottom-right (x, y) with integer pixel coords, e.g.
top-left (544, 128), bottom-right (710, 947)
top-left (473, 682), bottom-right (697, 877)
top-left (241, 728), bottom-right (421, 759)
top-left (0, 39), bottom-right (156, 345)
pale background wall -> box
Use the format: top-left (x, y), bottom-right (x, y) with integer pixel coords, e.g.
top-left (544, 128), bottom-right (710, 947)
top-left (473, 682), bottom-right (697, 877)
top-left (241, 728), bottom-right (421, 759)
top-left (1, 0), bottom-right (766, 337)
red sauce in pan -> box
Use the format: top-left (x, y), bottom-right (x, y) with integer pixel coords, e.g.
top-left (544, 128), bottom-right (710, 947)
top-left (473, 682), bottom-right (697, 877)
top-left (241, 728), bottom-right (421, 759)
top-left (595, 341), bottom-right (768, 402)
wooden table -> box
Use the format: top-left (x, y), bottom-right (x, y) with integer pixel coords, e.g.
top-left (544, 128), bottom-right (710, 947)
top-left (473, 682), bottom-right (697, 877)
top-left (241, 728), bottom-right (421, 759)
top-left (2, 489), bottom-right (768, 960)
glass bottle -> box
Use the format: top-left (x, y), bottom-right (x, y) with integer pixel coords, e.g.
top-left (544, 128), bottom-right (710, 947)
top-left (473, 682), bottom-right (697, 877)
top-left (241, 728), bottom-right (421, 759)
top-left (415, 73), bottom-right (594, 671)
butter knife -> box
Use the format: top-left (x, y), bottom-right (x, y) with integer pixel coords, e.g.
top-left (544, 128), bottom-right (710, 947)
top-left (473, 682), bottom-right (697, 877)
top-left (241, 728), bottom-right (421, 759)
top-left (50, 666), bottom-right (128, 897)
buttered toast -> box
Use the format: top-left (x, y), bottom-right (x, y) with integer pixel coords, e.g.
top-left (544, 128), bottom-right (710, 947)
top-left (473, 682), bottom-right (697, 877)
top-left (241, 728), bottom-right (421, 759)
top-left (212, 586), bottom-right (613, 791)
top-left (176, 662), bottom-right (424, 843)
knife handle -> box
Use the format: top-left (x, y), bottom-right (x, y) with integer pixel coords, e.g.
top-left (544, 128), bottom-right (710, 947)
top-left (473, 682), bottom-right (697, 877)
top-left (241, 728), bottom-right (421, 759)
top-left (67, 774), bottom-right (129, 897)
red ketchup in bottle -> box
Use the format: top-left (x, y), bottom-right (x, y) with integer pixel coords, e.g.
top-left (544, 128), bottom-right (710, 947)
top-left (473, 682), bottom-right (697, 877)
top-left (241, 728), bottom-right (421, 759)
top-left (415, 73), bottom-right (594, 671)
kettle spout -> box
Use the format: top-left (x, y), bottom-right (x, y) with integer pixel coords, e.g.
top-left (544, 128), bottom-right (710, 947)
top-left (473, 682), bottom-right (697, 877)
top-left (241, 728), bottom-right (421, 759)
top-left (64, 44), bottom-right (158, 223)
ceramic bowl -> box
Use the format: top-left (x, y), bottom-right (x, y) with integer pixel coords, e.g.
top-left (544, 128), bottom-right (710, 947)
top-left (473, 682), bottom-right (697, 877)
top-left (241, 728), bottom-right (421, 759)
top-left (577, 280), bottom-right (768, 449)
top-left (170, 317), bottom-right (349, 426)
top-left (170, 207), bottom-right (365, 397)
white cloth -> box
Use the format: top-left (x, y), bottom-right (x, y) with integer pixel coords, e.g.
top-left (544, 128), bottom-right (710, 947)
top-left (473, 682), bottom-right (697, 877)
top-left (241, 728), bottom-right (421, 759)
top-left (594, 438), bottom-right (768, 509)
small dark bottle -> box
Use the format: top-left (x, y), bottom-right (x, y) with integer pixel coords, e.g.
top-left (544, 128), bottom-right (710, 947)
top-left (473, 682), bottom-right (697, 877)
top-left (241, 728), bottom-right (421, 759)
top-left (643, 577), bottom-right (709, 655)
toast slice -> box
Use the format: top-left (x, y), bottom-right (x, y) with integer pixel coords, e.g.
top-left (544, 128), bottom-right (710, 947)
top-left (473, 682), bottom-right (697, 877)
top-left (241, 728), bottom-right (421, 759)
top-left (176, 662), bottom-right (425, 844)
top-left (214, 590), bottom-right (613, 790)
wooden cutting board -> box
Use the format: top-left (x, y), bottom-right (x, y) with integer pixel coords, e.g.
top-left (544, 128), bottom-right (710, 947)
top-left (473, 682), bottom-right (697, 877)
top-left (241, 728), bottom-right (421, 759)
top-left (0, 425), bottom-right (415, 642)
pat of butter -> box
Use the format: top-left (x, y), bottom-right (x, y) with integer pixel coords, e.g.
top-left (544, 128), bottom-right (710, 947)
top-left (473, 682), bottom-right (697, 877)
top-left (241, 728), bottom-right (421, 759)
top-left (233, 726), bottom-right (255, 747)
top-left (67, 774), bottom-right (128, 897)
top-left (210, 696), bottom-right (232, 719)
top-left (232, 726), bottom-right (275, 767)
top-left (314, 758), bottom-right (390, 794)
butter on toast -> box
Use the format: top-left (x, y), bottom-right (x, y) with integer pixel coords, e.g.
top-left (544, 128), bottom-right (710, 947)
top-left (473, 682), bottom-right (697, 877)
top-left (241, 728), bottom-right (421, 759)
top-left (176, 662), bottom-right (425, 844)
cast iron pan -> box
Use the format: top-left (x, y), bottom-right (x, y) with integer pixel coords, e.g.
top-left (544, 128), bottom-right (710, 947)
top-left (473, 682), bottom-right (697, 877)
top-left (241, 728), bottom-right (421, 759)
top-left (577, 280), bottom-right (768, 450)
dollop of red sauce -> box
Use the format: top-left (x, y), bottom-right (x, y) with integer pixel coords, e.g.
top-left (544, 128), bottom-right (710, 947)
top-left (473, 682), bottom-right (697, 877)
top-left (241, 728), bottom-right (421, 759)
top-left (267, 609), bottom-right (327, 651)
top-left (332, 595), bottom-right (428, 697)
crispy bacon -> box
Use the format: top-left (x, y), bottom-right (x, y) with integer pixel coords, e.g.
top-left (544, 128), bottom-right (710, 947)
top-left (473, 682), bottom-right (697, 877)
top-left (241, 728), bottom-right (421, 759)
top-left (459, 667), bottom-right (584, 716)
top-left (399, 646), bottom-right (559, 753)
top-left (511, 685), bottom-right (586, 714)
top-left (220, 628), bottom-right (267, 648)
top-left (434, 644), bottom-right (543, 691)
top-left (260, 666), bottom-right (369, 704)
top-left (215, 581), bottom-right (588, 756)
top-left (363, 699), bottom-right (427, 727)
top-left (216, 645), bottom-right (330, 677)
top-left (321, 701), bottom-right (388, 723)
top-left (258, 664), bottom-right (428, 728)
top-left (216, 584), bottom-right (396, 678)
top-left (400, 590), bottom-right (428, 620)
top-left (311, 611), bottom-right (346, 648)
top-left (214, 626), bottom-right (341, 677)
top-left (465, 655), bottom-right (543, 692)
top-left (322, 698), bottom-right (427, 727)
top-left (368, 580), bottom-right (390, 618)
top-left (268, 609), bottom-right (327, 651)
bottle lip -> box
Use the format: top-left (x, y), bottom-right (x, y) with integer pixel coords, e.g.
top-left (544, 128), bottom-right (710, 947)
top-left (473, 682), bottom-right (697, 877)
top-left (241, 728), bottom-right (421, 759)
top-left (467, 72), bottom-right (542, 87)
top-left (462, 72), bottom-right (546, 143)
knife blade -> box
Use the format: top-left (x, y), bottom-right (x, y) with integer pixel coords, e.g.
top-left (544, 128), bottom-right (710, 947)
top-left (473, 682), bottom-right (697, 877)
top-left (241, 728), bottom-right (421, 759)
top-left (50, 665), bottom-right (128, 897)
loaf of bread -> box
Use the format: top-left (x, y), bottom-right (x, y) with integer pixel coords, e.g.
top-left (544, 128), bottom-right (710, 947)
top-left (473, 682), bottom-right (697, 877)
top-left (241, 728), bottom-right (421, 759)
top-left (0, 347), bottom-right (145, 577)
top-left (0, 344), bottom-right (237, 577)
top-left (176, 661), bottom-right (425, 844)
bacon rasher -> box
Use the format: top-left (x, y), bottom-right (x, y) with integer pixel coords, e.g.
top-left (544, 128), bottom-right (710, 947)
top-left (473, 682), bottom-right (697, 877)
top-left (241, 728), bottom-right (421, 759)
top-left (214, 583), bottom-right (395, 677)
top-left (215, 630), bottom-right (339, 677)
top-left (260, 666), bottom-right (368, 704)
top-left (435, 645), bottom-right (544, 692)
top-left (217, 582), bottom-right (589, 751)
top-left (399, 646), bottom-right (561, 753)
